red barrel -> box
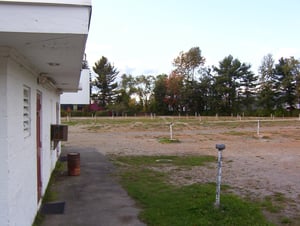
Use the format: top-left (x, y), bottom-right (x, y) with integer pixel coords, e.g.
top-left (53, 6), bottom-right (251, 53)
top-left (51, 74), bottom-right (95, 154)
top-left (67, 152), bottom-right (80, 176)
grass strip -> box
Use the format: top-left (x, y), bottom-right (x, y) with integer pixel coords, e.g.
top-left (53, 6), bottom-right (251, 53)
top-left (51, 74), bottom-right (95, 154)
top-left (113, 155), bottom-right (274, 226)
top-left (32, 161), bottom-right (66, 226)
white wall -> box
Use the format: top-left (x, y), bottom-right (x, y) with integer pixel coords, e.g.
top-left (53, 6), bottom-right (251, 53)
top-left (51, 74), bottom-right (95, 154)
top-left (0, 1), bottom-right (91, 34)
top-left (0, 53), bottom-right (9, 226)
top-left (0, 48), bottom-right (61, 226)
top-left (1, 0), bottom-right (91, 5)
top-left (60, 68), bottom-right (90, 105)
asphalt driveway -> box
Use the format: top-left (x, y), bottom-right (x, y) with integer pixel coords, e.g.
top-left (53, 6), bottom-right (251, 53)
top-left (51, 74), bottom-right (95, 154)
top-left (41, 147), bottom-right (146, 226)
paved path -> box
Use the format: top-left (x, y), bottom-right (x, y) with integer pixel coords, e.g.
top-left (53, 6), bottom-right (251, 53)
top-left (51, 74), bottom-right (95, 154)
top-left (41, 147), bottom-right (146, 226)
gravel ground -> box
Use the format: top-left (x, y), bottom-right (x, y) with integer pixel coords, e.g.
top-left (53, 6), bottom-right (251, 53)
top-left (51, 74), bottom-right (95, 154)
top-left (63, 117), bottom-right (300, 224)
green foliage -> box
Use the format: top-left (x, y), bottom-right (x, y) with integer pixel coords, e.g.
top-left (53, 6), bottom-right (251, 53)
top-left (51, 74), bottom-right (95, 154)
top-left (257, 55), bottom-right (300, 116)
top-left (173, 46), bottom-right (205, 81)
top-left (135, 75), bottom-right (155, 112)
top-left (93, 56), bottom-right (119, 108)
top-left (112, 155), bottom-right (273, 226)
top-left (152, 74), bottom-right (169, 114)
top-left (89, 49), bottom-right (300, 117)
top-left (275, 57), bottom-right (299, 109)
top-left (213, 55), bottom-right (255, 115)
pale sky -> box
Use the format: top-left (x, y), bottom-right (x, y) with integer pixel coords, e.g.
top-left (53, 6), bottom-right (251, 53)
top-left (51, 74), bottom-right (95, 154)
top-left (85, 0), bottom-right (300, 77)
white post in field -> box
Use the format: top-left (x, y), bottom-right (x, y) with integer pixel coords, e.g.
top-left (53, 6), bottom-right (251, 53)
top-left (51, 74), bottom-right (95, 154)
top-left (169, 122), bottom-right (174, 140)
top-left (215, 144), bottom-right (225, 208)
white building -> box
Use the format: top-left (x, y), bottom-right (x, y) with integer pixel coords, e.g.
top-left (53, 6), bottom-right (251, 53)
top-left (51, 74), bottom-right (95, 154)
top-left (60, 63), bottom-right (91, 111)
top-left (0, 1), bottom-right (91, 225)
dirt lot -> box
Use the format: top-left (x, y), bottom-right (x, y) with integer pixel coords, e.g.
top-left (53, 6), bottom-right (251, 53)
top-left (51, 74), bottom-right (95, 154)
top-left (63, 117), bottom-right (300, 224)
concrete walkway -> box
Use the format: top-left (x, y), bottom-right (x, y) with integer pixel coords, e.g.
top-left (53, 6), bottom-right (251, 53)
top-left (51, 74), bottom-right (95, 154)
top-left (41, 147), bottom-right (146, 226)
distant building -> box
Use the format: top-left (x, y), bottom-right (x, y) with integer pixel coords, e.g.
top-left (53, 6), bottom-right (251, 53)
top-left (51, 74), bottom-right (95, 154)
top-left (0, 1), bottom-right (91, 225)
top-left (61, 62), bottom-right (91, 111)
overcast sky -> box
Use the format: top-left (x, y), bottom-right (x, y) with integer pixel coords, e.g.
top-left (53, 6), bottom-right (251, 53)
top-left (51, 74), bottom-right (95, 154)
top-left (85, 0), bottom-right (300, 77)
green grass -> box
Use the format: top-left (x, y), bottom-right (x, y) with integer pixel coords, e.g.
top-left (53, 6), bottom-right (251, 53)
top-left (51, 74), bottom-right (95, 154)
top-left (63, 120), bottom-right (81, 126)
top-left (261, 196), bottom-right (282, 213)
top-left (158, 137), bottom-right (181, 143)
top-left (261, 192), bottom-right (288, 214)
top-left (259, 192), bottom-right (298, 225)
top-left (223, 130), bottom-right (250, 136)
top-left (32, 161), bottom-right (66, 226)
top-left (280, 217), bottom-right (293, 224)
top-left (112, 155), bottom-right (273, 226)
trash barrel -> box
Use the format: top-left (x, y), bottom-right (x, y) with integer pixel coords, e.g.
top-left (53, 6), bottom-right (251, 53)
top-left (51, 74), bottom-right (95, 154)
top-left (67, 152), bottom-right (80, 176)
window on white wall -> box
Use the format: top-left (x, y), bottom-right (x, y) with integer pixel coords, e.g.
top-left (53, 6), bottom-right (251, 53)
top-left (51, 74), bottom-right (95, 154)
top-left (23, 85), bottom-right (31, 137)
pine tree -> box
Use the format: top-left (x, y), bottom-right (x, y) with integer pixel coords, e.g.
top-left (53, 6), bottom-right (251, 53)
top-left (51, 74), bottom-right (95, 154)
top-left (93, 56), bottom-right (118, 108)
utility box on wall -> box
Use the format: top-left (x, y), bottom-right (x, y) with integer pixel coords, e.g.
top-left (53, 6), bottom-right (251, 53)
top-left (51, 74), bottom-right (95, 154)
top-left (51, 124), bottom-right (68, 141)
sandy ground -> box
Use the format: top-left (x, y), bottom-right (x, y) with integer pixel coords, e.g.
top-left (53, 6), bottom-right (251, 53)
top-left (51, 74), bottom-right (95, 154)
top-left (63, 117), bottom-right (300, 224)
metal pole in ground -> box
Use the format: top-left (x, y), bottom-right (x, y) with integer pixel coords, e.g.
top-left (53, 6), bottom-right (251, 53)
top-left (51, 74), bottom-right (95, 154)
top-left (215, 144), bottom-right (225, 208)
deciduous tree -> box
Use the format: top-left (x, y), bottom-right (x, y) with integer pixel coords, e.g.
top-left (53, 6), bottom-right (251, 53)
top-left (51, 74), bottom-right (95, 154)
top-left (152, 74), bottom-right (168, 114)
top-left (165, 72), bottom-right (184, 112)
top-left (257, 54), bottom-right (276, 115)
top-left (173, 47), bottom-right (205, 81)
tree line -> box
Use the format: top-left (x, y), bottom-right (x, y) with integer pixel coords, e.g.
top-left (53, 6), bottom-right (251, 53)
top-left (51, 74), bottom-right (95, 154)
top-left (91, 47), bottom-right (300, 117)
